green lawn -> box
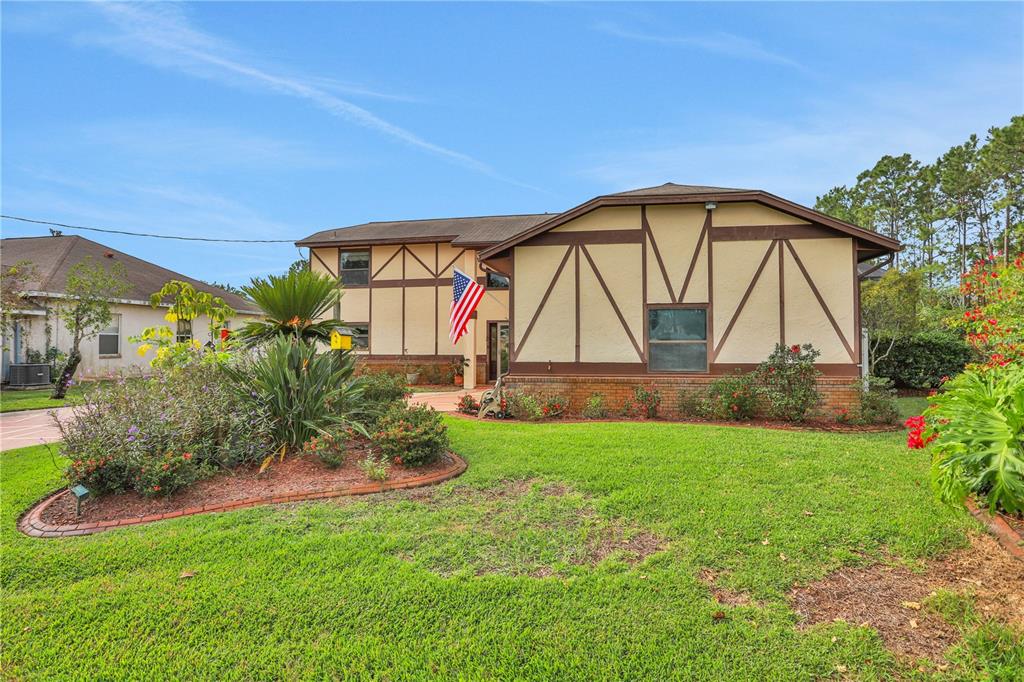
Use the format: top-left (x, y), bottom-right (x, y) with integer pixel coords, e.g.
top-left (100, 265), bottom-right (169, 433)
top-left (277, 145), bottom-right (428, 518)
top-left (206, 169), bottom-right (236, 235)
top-left (0, 386), bottom-right (84, 413)
top-left (2, 420), bottom-right (1018, 680)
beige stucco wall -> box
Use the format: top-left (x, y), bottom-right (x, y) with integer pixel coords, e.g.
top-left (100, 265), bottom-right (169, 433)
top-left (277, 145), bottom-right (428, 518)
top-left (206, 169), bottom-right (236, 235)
top-left (512, 245), bottom-right (575, 361)
top-left (646, 204), bottom-right (708, 304)
top-left (712, 202), bottom-right (810, 227)
top-left (711, 240), bottom-right (782, 364)
top-left (783, 238), bottom-right (856, 363)
top-left (14, 302), bottom-right (259, 379)
top-left (580, 244), bottom-right (643, 362)
top-left (551, 206), bottom-right (641, 232)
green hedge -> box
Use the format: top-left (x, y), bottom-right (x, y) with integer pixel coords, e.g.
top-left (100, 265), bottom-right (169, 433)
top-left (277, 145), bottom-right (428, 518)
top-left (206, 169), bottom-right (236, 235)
top-left (871, 332), bottom-right (975, 388)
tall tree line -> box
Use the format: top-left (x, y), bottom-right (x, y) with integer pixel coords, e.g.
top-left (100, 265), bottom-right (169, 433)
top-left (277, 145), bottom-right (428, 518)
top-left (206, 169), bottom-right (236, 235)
top-left (815, 116), bottom-right (1023, 286)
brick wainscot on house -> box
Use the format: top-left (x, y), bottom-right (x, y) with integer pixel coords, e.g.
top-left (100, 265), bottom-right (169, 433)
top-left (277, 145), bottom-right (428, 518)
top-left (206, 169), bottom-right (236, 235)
top-left (298, 183), bottom-right (900, 412)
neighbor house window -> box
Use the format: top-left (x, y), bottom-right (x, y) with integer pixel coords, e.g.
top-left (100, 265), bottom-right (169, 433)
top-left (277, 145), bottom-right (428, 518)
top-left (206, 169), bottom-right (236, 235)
top-left (647, 307), bottom-right (708, 372)
top-left (350, 324), bottom-right (369, 350)
top-left (176, 318), bottom-right (193, 343)
top-left (339, 250), bottom-right (370, 286)
top-left (485, 272), bottom-right (509, 289)
top-left (98, 314), bottom-right (121, 356)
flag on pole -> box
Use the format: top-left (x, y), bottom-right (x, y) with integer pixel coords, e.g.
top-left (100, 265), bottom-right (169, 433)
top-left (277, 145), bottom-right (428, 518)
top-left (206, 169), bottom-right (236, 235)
top-left (449, 268), bottom-right (485, 344)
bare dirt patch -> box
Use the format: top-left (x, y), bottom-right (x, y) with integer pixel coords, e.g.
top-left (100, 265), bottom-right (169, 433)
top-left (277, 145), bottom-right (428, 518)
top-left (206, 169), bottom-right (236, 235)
top-left (698, 568), bottom-right (754, 607)
top-left (788, 533), bottom-right (1024, 661)
top-left (41, 448), bottom-right (457, 526)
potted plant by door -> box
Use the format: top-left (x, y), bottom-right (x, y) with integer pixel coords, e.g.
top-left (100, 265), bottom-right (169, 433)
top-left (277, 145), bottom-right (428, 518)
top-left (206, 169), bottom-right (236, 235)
top-left (451, 358), bottom-right (470, 386)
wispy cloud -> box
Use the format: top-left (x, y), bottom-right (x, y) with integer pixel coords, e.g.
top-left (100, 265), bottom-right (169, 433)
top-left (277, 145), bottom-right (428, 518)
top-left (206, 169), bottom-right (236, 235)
top-left (592, 20), bottom-right (804, 70)
top-left (79, 2), bottom-right (537, 189)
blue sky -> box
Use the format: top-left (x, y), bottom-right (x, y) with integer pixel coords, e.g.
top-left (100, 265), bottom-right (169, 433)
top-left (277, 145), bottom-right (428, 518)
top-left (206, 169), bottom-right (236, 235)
top-left (2, 1), bottom-right (1021, 286)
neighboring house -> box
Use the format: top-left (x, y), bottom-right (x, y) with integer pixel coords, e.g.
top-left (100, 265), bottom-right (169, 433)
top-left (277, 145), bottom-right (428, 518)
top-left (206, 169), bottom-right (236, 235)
top-left (1, 235), bottom-right (262, 381)
top-left (297, 183), bottom-right (900, 410)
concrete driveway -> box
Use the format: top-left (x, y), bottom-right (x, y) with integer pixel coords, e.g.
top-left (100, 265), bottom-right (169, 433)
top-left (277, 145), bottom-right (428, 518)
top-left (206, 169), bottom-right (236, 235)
top-left (1, 407), bottom-right (72, 451)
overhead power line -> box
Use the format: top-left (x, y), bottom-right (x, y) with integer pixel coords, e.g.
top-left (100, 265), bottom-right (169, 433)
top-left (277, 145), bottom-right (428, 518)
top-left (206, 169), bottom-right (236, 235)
top-left (1, 214), bottom-right (298, 243)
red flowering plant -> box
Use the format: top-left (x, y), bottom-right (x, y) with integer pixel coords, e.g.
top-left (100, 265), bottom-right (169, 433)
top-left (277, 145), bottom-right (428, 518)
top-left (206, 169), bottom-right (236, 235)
top-left (702, 372), bottom-right (757, 420)
top-left (456, 393), bottom-right (481, 415)
top-left (954, 253), bottom-right (1024, 369)
top-left (753, 343), bottom-right (822, 422)
top-left (372, 403), bottom-right (449, 467)
top-left (908, 361), bottom-right (1023, 514)
top-left (541, 395), bottom-right (569, 419)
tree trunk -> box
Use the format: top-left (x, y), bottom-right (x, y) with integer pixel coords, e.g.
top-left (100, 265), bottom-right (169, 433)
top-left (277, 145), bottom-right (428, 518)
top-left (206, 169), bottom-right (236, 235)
top-left (51, 349), bottom-right (81, 399)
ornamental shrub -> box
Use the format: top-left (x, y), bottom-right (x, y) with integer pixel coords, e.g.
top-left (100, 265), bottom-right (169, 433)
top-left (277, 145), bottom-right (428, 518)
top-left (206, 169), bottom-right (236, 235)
top-left (541, 395), bottom-right (568, 419)
top-left (505, 390), bottom-right (543, 421)
top-left (60, 364), bottom-right (275, 497)
top-left (301, 433), bottom-right (348, 469)
top-left (852, 376), bottom-right (901, 425)
top-left (361, 370), bottom-right (410, 421)
top-left (702, 373), bottom-right (757, 420)
top-left (373, 403), bottom-right (449, 467)
top-left (358, 452), bottom-right (391, 481)
top-left (754, 343), bottom-right (822, 422)
top-left (581, 393), bottom-right (608, 419)
top-left (623, 385), bottom-right (661, 419)
top-left (953, 254), bottom-right (1024, 367)
top-left (871, 331), bottom-right (975, 388)
top-left (914, 362), bottom-right (1024, 514)
top-left (456, 393), bottom-right (481, 415)
top-left (676, 390), bottom-right (702, 418)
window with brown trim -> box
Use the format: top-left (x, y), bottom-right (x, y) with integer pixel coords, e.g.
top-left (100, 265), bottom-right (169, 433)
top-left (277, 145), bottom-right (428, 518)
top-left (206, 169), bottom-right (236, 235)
top-left (485, 272), bottom-right (509, 289)
top-left (349, 324), bottom-right (369, 350)
top-left (339, 250), bottom-right (370, 286)
top-left (647, 306), bottom-right (708, 372)
top-left (175, 318), bottom-right (193, 344)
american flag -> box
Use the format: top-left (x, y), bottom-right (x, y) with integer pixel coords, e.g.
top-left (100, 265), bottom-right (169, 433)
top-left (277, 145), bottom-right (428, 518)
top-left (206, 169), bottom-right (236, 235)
top-left (449, 268), bottom-right (485, 344)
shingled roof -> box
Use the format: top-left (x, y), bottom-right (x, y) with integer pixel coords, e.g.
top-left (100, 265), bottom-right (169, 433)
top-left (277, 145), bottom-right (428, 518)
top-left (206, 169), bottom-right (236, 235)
top-left (296, 213), bottom-right (553, 248)
top-left (1, 235), bottom-right (260, 313)
top-left (609, 182), bottom-right (752, 197)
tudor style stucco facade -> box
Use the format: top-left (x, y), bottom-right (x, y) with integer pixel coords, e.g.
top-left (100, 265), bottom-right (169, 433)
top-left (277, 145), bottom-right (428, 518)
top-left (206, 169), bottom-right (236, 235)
top-left (298, 184), bottom-right (899, 407)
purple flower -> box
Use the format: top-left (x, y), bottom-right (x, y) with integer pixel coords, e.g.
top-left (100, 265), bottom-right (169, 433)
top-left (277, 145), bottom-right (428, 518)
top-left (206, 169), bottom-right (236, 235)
top-left (127, 435), bottom-right (136, 442)
top-left (128, 425), bottom-right (140, 435)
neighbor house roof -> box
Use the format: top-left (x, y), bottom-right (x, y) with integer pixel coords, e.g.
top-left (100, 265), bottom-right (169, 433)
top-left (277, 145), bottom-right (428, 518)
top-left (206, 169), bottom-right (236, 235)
top-left (478, 183), bottom-right (902, 261)
top-left (296, 213), bottom-right (554, 249)
top-left (0, 235), bottom-right (260, 314)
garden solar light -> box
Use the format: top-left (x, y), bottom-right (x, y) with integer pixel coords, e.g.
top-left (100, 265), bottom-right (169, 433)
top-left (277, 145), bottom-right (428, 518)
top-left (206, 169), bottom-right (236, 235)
top-left (70, 484), bottom-right (90, 517)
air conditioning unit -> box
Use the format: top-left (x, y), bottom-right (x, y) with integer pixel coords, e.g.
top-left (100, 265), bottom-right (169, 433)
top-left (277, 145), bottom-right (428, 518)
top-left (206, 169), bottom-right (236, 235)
top-left (8, 363), bottom-right (51, 387)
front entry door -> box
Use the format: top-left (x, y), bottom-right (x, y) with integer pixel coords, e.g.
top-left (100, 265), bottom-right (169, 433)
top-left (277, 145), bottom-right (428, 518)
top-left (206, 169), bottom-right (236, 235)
top-left (487, 321), bottom-right (509, 382)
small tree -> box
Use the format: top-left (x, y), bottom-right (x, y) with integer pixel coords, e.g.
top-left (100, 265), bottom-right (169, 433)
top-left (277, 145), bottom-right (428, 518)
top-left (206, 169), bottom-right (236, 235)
top-left (133, 280), bottom-right (236, 369)
top-left (51, 258), bottom-right (131, 398)
top-left (861, 269), bottom-right (924, 368)
top-left (954, 254), bottom-right (1024, 367)
top-left (0, 260), bottom-right (35, 339)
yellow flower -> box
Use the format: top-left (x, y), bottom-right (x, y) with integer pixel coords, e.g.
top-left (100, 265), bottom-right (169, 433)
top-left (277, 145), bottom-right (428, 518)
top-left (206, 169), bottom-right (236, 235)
top-left (191, 339), bottom-right (202, 349)
top-left (136, 344), bottom-right (152, 357)
top-left (164, 311), bottom-right (178, 323)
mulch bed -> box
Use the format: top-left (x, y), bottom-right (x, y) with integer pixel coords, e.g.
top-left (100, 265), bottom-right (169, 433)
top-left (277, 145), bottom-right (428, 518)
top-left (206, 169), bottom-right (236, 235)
top-left (789, 532), bottom-right (1024, 661)
top-left (38, 448), bottom-right (458, 527)
top-left (449, 411), bottom-right (900, 433)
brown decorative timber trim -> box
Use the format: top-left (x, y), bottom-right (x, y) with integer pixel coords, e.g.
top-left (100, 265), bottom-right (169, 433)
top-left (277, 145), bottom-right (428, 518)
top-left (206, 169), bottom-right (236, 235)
top-left (779, 240), bottom-right (786, 346)
top-left (711, 224), bottom-right (834, 241)
top-left (372, 278), bottom-right (455, 288)
top-left (18, 454), bottom-right (468, 538)
top-left (477, 190), bottom-right (901, 260)
top-left (643, 208), bottom-right (676, 303)
top-left (405, 246), bottom-right (436, 277)
top-left (707, 209), bottom-right (715, 361)
top-left (641, 206), bottom-right (649, 366)
top-left (574, 245), bottom-right (581, 363)
top-left (371, 246), bottom-right (403, 279)
top-left (852, 241), bottom-right (861, 367)
top-left (512, 245), bottom-right (573, 362)
top-left (435, 243), bottom-right (439, 356)
top-left (507, 362), bottom-right (859, 377)
top-left (580, 245), bottom-right (644, 362)
top-left (508, 250), bottom-right (516, 359)
top-left (361, 354), bottom-right (462, 362)
top-left (678, 211), bottom-right (710, 302)
top-left (713, 240), bottom-right (777, 358)
top-left (525, 229), bottom-right (642, 247)
top-left (311, 249), bottom-right (337, 278)
top-left (401, 248), bottom-right (406, 353)
top-left (438, 248), bottom-right (467, 277)
top-left (784, 240), bottom-right (856, 361)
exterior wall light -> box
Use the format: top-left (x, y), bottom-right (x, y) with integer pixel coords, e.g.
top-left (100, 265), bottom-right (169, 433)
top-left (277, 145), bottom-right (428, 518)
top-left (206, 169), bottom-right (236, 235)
top-left (705, 201), bottom-right (718, 210)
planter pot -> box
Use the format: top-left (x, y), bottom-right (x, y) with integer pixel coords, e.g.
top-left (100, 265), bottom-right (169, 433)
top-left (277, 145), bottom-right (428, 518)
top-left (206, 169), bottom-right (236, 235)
top-left (454, 375), bottom-right (464, 386)
top-left (406, 372), bottom-right (420, 385)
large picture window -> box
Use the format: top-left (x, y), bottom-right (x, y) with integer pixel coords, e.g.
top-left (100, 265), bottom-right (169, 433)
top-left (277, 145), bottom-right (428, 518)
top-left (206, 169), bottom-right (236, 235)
top-left (647, 306), bottom-right (708, 372)
top-left (98, 314), bottom-right (121, 356)
top-left (339, 250), bottom-right (370, 286)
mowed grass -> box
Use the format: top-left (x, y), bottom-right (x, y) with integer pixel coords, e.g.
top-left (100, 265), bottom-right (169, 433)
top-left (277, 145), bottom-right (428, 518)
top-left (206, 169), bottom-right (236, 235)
top-left (3, 419), bottom-right (1011, 680)
top-left (0, 386), bottom-right (84, 413)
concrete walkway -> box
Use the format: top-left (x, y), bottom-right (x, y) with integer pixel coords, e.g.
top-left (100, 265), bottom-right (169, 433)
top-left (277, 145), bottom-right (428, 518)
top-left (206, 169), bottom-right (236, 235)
top-left (0, 390), bottom-right (483, 452)
top-left (0, 407), bottom-right (73, 451)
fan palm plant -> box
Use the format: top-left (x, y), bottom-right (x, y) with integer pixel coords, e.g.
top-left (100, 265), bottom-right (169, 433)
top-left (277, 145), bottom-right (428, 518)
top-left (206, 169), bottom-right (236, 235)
top-left (235, 270), bottom-right (341, 345)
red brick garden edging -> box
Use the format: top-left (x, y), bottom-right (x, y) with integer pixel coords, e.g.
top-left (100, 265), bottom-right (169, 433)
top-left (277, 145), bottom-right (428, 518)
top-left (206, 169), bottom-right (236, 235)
top-left (18, 453), bottom-right (467, 539)
top-left (965, 498), bottom-right (1024, 562)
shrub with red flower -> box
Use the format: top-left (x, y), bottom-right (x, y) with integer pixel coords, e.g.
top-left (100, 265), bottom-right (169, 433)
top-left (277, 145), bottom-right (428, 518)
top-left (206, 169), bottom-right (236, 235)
top-left (904, 415), bottom-right (936, 450)
top-left (954, 254), bottom-right (1024, 369)
top-left (456, 393), bottom-right (481, 415)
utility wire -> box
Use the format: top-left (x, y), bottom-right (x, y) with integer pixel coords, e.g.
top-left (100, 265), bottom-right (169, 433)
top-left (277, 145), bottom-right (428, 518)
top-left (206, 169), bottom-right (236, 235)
top-left (1, 214), bottom-right (298, 243)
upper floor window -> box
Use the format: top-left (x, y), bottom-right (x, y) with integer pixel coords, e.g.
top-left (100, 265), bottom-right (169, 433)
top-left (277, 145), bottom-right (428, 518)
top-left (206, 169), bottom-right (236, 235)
top-left (485, 272), bottom-right (509, 289)
top-left (647, 306), bottom-right (708, 372)
top-left (339, 250), bottom-right (370, 286)
top-left (98, 314), bottom-right (121, 356)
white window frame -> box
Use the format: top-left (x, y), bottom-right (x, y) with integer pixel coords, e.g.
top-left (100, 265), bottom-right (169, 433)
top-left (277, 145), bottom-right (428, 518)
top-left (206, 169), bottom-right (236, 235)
top-left (98, 314), bottom-right (121, 357)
